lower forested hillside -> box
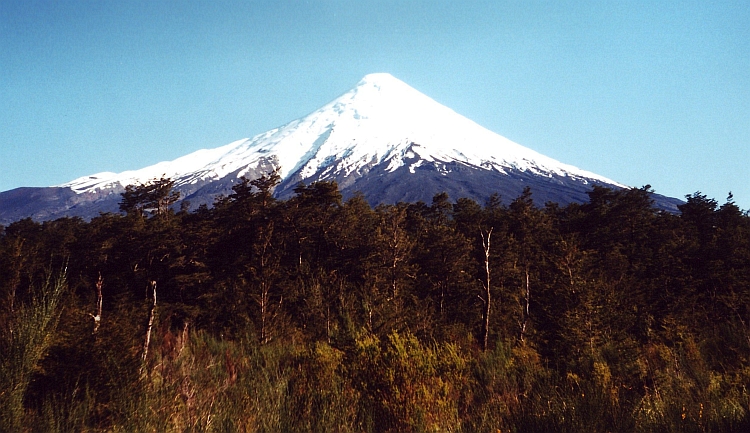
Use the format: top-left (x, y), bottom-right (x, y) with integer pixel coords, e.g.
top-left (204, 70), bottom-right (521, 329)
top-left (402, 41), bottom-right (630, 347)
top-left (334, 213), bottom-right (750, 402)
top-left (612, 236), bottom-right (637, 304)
top-left (2, 174), bottom-right (750, 432)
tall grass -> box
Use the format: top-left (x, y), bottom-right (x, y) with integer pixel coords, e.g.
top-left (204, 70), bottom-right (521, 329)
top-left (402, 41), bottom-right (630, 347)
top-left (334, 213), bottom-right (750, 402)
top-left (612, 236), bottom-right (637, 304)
top-left (0, 267), bottom-right (67, 432)
top-left (19, 319), bottom-right (750, 432)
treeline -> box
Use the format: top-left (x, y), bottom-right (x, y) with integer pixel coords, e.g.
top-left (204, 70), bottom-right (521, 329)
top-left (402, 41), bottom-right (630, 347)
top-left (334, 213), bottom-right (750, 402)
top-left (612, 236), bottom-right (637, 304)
top-left (1, 174), bottom-right (750, 432)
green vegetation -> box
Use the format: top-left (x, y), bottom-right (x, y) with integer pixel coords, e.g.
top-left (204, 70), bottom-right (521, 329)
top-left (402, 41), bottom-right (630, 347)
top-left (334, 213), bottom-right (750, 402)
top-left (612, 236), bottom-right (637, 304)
top-left (1, 176), bottom-right (749, 432)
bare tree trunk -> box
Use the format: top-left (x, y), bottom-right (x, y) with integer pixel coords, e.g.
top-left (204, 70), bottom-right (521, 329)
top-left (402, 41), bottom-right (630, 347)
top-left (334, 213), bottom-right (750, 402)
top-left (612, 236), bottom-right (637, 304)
top-left (480, 227), bottom-right (493, 352)
top-left (255, 222), bottom-right (278, 345)
top-left (178, 320), bottom-right (189, 357)
top-left (260, 280), bottom-right (269, 344)
top-left (89, 273), bottom-right (103, 334)
top-left (440, 282), bottom-right (446, 320)
top-left (383, 207), bottom-right (410, 324)
top-left (326, 304), bottom-right (331, 344)
top-left (389, 218), bottom-right (402, 305)
top-left (5, 239), bottom-right (25, 338)
top-left (519, 268), bottom-right (530, 343)
top-left (141, 280), bottom-right (157, 374)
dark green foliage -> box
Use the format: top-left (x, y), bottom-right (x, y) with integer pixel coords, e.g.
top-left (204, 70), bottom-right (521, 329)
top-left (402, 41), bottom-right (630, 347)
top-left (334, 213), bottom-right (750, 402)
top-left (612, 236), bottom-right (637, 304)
top-left (119, 176), bottom-right (181, 218)
top-left (1, 177), bottom-right (750, 431)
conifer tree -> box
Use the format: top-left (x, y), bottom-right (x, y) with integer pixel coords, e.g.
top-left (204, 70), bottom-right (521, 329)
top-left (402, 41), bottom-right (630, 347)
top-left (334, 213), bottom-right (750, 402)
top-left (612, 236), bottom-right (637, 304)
top-left (119, 176), bottom-right (180, 218)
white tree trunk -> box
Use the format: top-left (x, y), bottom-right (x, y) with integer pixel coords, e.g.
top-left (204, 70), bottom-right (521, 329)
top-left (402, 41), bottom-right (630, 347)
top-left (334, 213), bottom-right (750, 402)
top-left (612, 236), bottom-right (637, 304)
top-left (480, 227), bottom-right (493, 352)
top-left (141, 280), bottom-right (157, 374)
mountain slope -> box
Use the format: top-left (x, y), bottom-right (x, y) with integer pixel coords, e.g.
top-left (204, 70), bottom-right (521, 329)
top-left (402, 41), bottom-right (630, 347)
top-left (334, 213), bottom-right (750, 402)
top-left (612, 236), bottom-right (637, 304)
top-left (0, 73), bottom-right (681, 224)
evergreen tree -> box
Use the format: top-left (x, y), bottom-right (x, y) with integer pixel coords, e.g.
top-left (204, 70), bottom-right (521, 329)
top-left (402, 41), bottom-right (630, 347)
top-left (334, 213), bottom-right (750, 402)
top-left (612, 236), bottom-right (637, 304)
top-left (119, 176), bottom-right (180, 218)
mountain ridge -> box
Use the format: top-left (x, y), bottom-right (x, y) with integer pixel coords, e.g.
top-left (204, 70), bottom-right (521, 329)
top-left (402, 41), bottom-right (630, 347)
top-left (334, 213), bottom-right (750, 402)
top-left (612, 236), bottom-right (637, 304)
top-left (59, 73), bottom-right (625, 195)
top-left (0, 73), bottom-right (682, 224)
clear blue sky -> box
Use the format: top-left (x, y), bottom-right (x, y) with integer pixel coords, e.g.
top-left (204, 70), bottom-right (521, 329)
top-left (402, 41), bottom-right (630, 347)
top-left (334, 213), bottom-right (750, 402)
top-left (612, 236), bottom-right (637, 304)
top-left (2, 1), bottom-right (749, 209)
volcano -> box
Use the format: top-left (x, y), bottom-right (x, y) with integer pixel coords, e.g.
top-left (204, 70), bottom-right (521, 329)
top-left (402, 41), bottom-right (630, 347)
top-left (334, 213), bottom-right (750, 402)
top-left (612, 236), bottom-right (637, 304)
top-left (0, 73), bottom-right (681, 224)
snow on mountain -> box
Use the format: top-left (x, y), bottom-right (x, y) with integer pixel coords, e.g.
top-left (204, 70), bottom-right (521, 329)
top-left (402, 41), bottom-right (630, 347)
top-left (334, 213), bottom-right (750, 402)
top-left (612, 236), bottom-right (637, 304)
top-left (4, 72), bottom-right (685, 226)
top-left (59, 73), bottom-right (626, 195)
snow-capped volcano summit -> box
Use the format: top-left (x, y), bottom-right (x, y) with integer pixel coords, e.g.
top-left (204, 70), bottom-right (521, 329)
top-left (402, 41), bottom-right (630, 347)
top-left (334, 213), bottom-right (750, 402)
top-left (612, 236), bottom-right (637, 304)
top-left (61, 73), bottom-right (620, 196)
top-left (0, 74), bottom-right (680, 224)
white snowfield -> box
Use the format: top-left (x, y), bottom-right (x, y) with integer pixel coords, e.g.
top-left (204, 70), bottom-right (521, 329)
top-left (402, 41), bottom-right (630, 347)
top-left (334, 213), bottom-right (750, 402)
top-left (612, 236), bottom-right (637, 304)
top-left (59, 73), bottom-right (625, 194)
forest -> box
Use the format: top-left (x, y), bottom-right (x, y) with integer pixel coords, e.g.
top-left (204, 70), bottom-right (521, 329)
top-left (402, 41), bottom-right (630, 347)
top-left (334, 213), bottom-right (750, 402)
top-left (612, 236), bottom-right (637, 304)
top-left (1, 173), bottom-right (749, 432)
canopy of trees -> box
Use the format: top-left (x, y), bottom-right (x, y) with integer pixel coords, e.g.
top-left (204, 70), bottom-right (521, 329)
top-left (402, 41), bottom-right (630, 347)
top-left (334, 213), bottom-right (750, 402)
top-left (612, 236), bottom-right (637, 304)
top-left (1, 177), bottom-right (749, 432)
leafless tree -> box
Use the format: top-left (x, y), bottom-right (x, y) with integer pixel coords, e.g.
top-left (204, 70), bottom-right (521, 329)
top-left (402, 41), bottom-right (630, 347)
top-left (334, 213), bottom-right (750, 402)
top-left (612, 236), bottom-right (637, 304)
top-left (479, 227), bottom-right (493, 352)
top-left (141, 280), bottom-right (157, 375)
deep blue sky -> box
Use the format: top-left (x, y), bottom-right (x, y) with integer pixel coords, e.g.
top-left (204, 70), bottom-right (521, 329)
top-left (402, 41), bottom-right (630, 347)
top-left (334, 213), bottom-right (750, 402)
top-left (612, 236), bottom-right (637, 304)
top-left (2, 1), bottom-right (749, 209)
